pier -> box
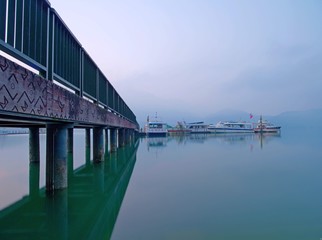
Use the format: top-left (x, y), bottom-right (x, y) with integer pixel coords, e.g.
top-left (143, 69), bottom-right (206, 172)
top-left (0, 0), bottom-right (139, 192)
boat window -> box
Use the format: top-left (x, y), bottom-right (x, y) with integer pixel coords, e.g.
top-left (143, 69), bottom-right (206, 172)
top-left (149, 124), bottom-right (163, 128)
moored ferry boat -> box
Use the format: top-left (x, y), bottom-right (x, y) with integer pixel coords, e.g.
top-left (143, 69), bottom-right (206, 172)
top-left (185, 122), bottom-right (210, 133)
top-left (254, 117), bottom-right (281, 133)
top-left (208, 121), bottom-right (254, 133)
top-left (145, 121), bottom-right (168, 137)
top-left (144, 113), bottom-right (168, 137)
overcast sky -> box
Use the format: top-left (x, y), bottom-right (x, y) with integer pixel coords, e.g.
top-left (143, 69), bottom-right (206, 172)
top-left (49, 0), bottom-right (322, 124)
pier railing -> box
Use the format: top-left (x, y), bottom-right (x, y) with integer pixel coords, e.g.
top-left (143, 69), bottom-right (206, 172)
top-left (0, 0), bottom-right (137, 125)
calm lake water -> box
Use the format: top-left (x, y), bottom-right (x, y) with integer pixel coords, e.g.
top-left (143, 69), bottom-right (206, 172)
top-left (0, 127), bottom-right (321, 239)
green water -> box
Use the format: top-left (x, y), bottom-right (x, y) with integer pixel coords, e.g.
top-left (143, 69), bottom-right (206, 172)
top-left (112, 129), bottom-right (322, 240)
top-left (0, 128), bottom-right (322, 239)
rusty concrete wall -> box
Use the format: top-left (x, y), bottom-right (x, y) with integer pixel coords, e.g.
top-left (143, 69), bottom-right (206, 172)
top-left (0, 55), bottom-right (137, 129)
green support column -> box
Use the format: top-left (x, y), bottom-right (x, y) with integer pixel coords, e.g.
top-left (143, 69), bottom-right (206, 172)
top-left (104, 128), bottom-right (109, 160)
top-left (128, 130), bottom-right (131, 145)
top-left (67, 128), bottom-right (74, 177)
top-left (105, 128), bottom-right (109, 152)
top-left (110, 128), bottom-right (117, 152)
top-left (46, 126), bottom-right (54, 192)
top-left (93, 127), bottom-right (104, 162)
top-left (118, 128), bottom-right (125, 148)
top-left (129, 129), bottom-right (134, 146)
top-left (29, 127), bottom-right (40, 163)
top-left (127, 130), bottom-right (130, 146)
top-left (54, 126), bottom-right (68, 190)
top-left (46, 125), bottom-right (68, 192)
top-left (124, 129), bottom-right (128, 145)
top-left (85, 128), bottom-right (91, 165)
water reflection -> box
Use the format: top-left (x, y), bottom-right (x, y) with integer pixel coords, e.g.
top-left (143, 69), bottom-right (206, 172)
top-left (255, 132), bottom-right (281, 149)
top-left (146, 137), bottom-right (168, 150)
top-left (145, 132), bottom-right (281, 151)
top-left (0, 140), bottom-right (139, 240)
top-left (212, 133), bottom-right (255, 144)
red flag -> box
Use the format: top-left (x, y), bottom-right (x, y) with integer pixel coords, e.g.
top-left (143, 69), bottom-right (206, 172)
top-left (250, 113), bottom-right (253, 119)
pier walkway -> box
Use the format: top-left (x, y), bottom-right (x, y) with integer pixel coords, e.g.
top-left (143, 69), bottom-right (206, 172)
top-left (0, 0), bottom-right (139, 192)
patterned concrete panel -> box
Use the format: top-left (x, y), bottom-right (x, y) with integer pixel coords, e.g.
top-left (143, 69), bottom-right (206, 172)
top-left (0, 55), bottom-right (137, 129)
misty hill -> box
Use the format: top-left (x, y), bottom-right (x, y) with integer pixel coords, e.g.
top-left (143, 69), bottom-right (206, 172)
top-left (138, 108), bottom-right (322, 129)
top-left (269, 109), bottom-right (322, 128)
top-left (205, 109), bottom-right (322, 128)
top-left (205, 109), bottom-right (254, 124)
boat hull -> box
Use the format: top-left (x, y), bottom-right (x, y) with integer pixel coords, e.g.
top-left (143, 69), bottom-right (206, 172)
top-left (190, 130), bottom-right (210, 134)
top-left (254, 127), bottom-right (281, 133)
top-left (168, 129), bottom-right (191, 134)
top-left (209, 128), bottom-right (254, 133)
top-left (147, 132), bottom-right (168, 137)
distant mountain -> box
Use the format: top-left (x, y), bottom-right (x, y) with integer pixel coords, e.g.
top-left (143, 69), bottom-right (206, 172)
top-left (269, 109), bottom-right (322, 128)
top-left (138, 108), bottom-right (322, 129)
top-left (205, 108), bottom-right (322, 128)
top-left (205, 109), bottom-right (254, 124)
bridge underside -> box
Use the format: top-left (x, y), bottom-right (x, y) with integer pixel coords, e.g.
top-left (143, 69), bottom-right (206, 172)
top-left (0, 55), bottom-right (137, 130)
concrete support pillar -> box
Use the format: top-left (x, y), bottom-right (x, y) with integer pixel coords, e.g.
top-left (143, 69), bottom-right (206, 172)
top-left (105, 128), bottom-right (109, 152)
top-left (132, 130), bottom-right (137, 143)
top-left (110, 128), bottom-right (117, 152)
top-left (54, 126), bottom-right (68, 190)
top-left (29, 127), bottom-right (40, 163)
top-left (118, 128), bottom-right (126, 148)
top-left (129, 130), bottom-right (134, 146)
top-left (85, 128), bottom-right (91, 165)
top-left (104, 129), bottom-right (109, 161)
top-left (128, 129), bottom-right (133, 144)
top-left (67, 128), bottom-right (74, 177)
top-left (93, 127), bottom-right (104, 162)
top-left (125, 129), bottom-right (129, 145)
top-left (46, 127), bottom-right (54, 192)
top-left (46, 125), bottom-right (68, 192)
top-left (67, 128), bottom-right (73, 154)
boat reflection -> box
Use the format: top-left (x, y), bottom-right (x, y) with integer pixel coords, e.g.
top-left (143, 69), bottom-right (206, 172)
top-left (0, 140), bottom-right (139, 240)
top-left (211, 133), bottom-right (255, 145)
top-left (255, 132), bottom-right (282, 149)
top-left (144, 132), bottom-right (281, 151)
top-left (146, 137), bottom-right (168, 148)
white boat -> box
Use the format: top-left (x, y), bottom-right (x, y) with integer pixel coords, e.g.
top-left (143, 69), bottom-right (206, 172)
top-left (208, 121), bottom-right (254, 133)
top-left (254, 116), bottom-right (281, 133)
top-left (185, 122), bottom-right (209, 133)
top-left (145, 121), bottom-right (168, 137)
top-left (144, 114), bottom-right (168, 137)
